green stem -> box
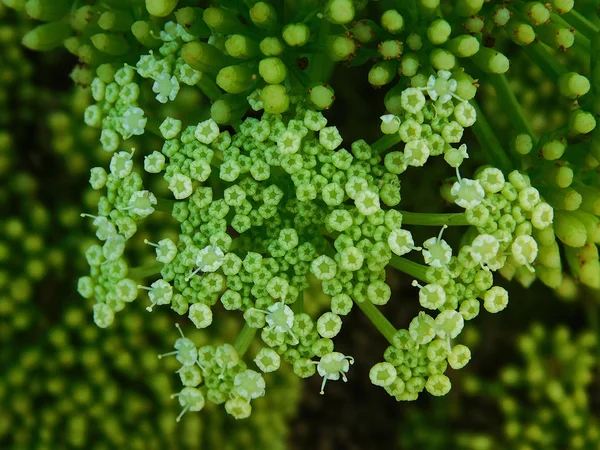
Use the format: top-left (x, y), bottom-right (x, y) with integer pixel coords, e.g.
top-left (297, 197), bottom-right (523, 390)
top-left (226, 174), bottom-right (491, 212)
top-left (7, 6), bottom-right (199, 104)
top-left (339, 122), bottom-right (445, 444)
top-left (233, 322), bottom-right (256, 356)
top-left (288, 63), bottom-right (311, 90)
top-left (551, 13), bottom-right (592, 54)
top-left (353, 299), bottom-right (397, 345)
top-left (521, 40), bottom-right (567, 82)
top-left (293, 290), bottom-right (304, 314)
top-left (307, 19), bottom-right (335, 83)
top-left (371, 133), bottom-right (402, 154)
top-left (471, 100), bottom-right (513, 173)
top-left (563, 10), bottom-right (600, 40)
top-left (155, 197), bottom-right (175, 213)
top-left (389, 256), bottom-right (429, 282)
top-left (197, 74), bottom-right (223, 102)
top-left (400, 211), bottom-right (469, 226)
top-left (129, 262), bottom-right (163, 279)
top-left (489, 74), bottom-right (537, 140)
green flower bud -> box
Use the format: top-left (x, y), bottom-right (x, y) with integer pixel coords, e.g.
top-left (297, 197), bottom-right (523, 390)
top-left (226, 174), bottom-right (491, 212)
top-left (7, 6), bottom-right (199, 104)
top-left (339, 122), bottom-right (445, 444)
top-left (203, 6), bottom-right (243, 34)
top-left (98, 10), bottom-right (133, 32)
top-left (22, 21), bottom-right (71, 51)
top-left (381, 10), bottom-right (404, 34)
top-left (507, 21), bottom-right (536, 46)
top-left (250, 2), bottom-right (278, 29)
top-left (25, 0), bottom-right (69, 21)
top-left (91, 33), bottom-right (130, 56)
top-left (538, 23), bottom-right (575, 50)
top-left (565, 244), bottom-right (600, 288)
top-left (577, 186), bottom-right (600, 215)
top-left (430, 48), bottom-right (456, 71)
top-left (368, 60), bottom-right (397, 86)
top-left (261, 84), bottom-right (289, 114)
top-left (419, 0), bottom-right (440, 14)
top-left (216, 64), bottom-right (254, 94)
top-left (131, 20), bottom-right (162, 48)
top-left (455, 0), bottom-right (484, 16)
top-left (537, 240), bottom-right (562, 268)
top-left (325, 0), bottom-right (355, 24)
top-left (471, 48), bottom-right (510, 74)
top-left (459, 299), bottom-right (480, 321)
top-left (329, 35), bottom-right (356, 61)
top-left (259, 37), bottom-right (284, 56)
top-left (542, 187), bottom-right (581, 211)
top-left (447, 35), bottom-right (480, 58)
top-left (352, 20), bottom-right (377, 43)
top-left (181, 41), bottom-right (228, 74)
top-left (524, 2), bottom-right (551, 26)
top-left (554, 210), bottom-right (587, 247)
top-left (511, 134), bottom-right (534, 155)
top-left (453, 71), bottom-right (478, 100)
top-left (571, 210), bottom-right (600, 243)
top-left (406, 33), bottom-right (423, 51)
top-left (427, 19), bottom-right (451, 45)
top-left (174, 7), bottom-right (211, 37)
top-left (145, 0), bottom-right (178, 17)
top-left (211, 94), bottom-right (247, 125)
top-left (282, 23), bottom-right (310, 47)
top-left (552, 0), bottom-right (573, 13)
top-left (558, 72), bottom-right (591, 99)
top-left (257, 57), bottom-right (286, 85)
top-left (492, 5), bottom-right (511, 26)
top-left (400, 53), bottom-right (420, 76)
top-left (464, 15), bottom-right (484, 33)
top-left (309, 84), bottom-right (335, 110)
top-left (225, 34), bottom-right (259, 60)
top-left (541, 139), bottom-right (566, 160)
top-left (568, 110), bottom-right (596, 134)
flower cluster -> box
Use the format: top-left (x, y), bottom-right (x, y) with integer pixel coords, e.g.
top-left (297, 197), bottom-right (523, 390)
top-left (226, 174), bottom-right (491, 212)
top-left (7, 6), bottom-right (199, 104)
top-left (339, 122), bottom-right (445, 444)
top-left (5, 0), bottom-right (600, 431)
top-left (464, 324), bottom-right (600, 449)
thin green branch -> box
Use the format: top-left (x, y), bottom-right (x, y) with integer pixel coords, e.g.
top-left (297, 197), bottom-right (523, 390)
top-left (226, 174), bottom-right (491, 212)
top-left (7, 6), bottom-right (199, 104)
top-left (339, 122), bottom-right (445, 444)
top-left (353, 299), bottom-right (397, 345)
top-left (371, 133), bottom-right (402, 154)
top-left (471, 101), bottom-right (513, 173)
top-left (233, 323), bottom-right (256, 356)
top-left (197, 74), bottom-right (223, 102)
top-left (155, 197), bottom-right (175, 213)
top-left (521, 40), bottom-right (567, 82)
top-left (389, 256), bottom-right (429, 282)
top-left (129, 262), bottom-right (163, 280)
top-left (400, 211), bottom-right (469, 226)
top-left (563, 10), bottom-right (600, 40)
top-left (292, 291), bottom-right (304, 314)
top-left (489, 74), bottom-right (537, 140)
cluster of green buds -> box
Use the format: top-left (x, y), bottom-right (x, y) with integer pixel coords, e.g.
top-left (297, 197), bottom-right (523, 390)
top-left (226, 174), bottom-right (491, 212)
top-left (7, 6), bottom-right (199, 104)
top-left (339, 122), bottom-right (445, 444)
top-left (0, 51), bottom-right (300, 448)
top-left (1, 300), bottom-right (300, 449)
top-left (463, 324), bottom-right (600, 449)
top-left (5, 0), bottom-right (600, 426)
top-left (451, 0), bottom-right (600, 292)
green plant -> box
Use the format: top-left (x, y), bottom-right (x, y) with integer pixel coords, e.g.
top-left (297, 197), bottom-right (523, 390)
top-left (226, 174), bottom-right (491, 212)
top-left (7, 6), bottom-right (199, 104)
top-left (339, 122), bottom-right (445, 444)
top-left (3, 0), bottom-right (600, 436)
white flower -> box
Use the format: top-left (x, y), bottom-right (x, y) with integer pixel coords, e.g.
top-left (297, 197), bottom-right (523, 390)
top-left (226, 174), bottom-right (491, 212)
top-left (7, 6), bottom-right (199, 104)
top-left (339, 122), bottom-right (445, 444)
top-left (451, 177), bottom-right (485, 209)
top-left (426, 70), bottom-right (458, 104)
top-left (152, 73), bottom-right (180, 103)
top-left (121, 107), bottom-right (147, 138)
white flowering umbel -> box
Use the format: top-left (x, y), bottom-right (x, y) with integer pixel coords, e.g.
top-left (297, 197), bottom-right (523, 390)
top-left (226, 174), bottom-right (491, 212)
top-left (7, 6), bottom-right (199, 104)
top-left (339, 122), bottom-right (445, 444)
top-left (186, 245), bottom-right (225, 281)
top-left (315, 352), bottom-right (354, 394)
